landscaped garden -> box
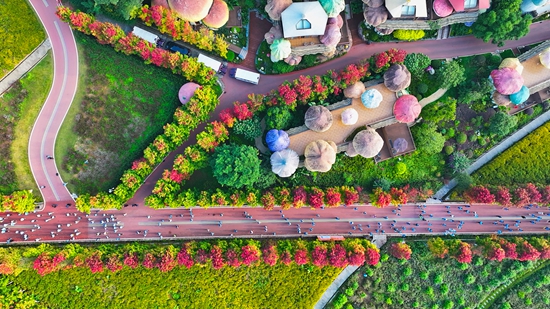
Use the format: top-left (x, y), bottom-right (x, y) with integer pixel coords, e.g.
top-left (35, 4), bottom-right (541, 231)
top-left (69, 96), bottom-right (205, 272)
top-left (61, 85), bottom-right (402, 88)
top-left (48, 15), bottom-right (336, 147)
top-left (0, 0), bottom-right (45, 77)
top-left (328, 236), bottom-right (550, 309)
top-left (0, 52), bottom-right (53, 199)
top-left (0, 238), bottom-right (380, 308)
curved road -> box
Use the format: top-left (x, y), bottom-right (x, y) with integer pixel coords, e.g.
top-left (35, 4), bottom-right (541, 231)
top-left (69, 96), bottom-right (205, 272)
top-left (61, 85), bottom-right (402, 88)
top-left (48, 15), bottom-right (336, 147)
top-left (28, 0), bottom-right (77, 204)
top-left (12, 5), bottom-right (550, 245)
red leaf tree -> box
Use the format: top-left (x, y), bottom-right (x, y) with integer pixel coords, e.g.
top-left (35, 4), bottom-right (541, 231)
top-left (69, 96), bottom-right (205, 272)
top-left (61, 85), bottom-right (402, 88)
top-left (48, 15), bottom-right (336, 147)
top-left (389, 242), bottom-right (412, 260)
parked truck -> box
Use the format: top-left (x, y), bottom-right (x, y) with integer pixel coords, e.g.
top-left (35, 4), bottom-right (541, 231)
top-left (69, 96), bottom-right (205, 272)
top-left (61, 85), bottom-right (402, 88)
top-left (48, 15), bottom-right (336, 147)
top-left (229, 68), bottom-right (260, 85)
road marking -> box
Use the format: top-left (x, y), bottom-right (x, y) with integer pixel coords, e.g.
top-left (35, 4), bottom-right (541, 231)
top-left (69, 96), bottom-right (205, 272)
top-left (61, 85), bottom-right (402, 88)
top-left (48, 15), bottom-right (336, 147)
top-left (42, 0), bottom-right (49, 7)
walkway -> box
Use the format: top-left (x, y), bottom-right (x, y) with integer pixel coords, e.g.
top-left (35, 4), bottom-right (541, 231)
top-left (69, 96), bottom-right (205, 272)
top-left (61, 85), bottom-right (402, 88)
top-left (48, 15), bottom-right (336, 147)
top-left (0, 39), bottom-right (52, 95)
top-left (435, 108), bottom-right (550, 199)
top-left (28, 0), bottom-right (78, 203)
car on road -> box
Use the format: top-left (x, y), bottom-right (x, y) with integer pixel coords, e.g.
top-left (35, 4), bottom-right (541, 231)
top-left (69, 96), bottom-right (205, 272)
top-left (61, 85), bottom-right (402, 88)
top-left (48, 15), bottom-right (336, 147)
top-left (165, 41), bottom-right (190, 56)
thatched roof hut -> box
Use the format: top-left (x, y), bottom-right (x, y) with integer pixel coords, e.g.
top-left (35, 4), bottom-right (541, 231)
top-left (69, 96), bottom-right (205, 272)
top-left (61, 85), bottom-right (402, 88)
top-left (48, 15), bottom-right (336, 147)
top-left (393, 95), bottom-right (421, 123)
top-left (344, 81), bottom-right (366, 99)
top-left (433, 0), bottom-right (454, 17)
top-left (384, 64), bottom-right (411, 92)
top-left (352, 127), bottom-right (384, 158)
top-left (305, 105), bottom-right (334, 132)
top-left (271, 149), bottom-right (299, 177)
top-left (304, 140), bottom-right (337, 172)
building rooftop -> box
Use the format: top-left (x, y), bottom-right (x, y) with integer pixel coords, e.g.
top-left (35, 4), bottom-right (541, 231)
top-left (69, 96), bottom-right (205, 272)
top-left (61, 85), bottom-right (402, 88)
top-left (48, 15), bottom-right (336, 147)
top-left (281, 2), bottom-right (328, 38)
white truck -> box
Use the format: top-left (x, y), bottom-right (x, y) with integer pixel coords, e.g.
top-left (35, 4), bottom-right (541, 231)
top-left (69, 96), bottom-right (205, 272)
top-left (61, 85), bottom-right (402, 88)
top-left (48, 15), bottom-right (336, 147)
top-left (132, 26), bottom-right (159, 45)
top-left (229, 68), bottom-right (260, 85)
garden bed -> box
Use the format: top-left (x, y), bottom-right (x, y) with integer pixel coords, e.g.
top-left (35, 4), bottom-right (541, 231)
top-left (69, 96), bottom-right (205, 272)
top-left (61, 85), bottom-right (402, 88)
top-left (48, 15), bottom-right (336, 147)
top-left (359, 22), bottom-right (438, 43)
top-left (255, 40), bottom-right (325, 75)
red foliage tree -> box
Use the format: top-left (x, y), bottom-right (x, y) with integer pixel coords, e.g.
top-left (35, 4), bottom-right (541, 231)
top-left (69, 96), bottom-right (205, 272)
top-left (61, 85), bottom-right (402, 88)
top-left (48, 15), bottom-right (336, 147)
top-left (515, 239), bottom-right (541, 261)
top-left (464, 186), bottom-right (496, 204)
top-left (278, 83), bottom-right (298, 107)
top-left (328, 244), bottom-right (348, 267)
top-left (106, 254), bottom-right (123, 272)
top-left (500, 240), bottom-right (518, 260)
top-left (390, 187), bottom-right (408, 205)
top-left (365, 248), bottom-right (380, 266)
top-left (86, 253), bottom-right (104, 273)
top-left (347, 245), bottom-right (366, 266)
top-left (325, 188), bottom-right (342, 207)
top-left (514, 187), bottom-right (531, 207)
top-left (311, 246), bottom-right (328, 267)
top-left (210, 246), bottom-right (225, 270)
top-left (294, 249), bottom-right (309, 265)
top-left (142, 253), bottom-right (157, 269)
top-left (158, 250), bottom-right (177, 272)
top-left (292, 186), bottom-right (308, 208)
top-left (525, 183), bottom-right (542, 204)
top-left (389, 242), bottom-right (412, 260)
top-left (453, 242), bottom-right (473, 264)
top-left (233, 102), bottom-right (253, 121)
top-left (262, 245), bottom-right (279, 266)
top-left (280, 250), bottom-right (293, 266)
top-left (33, 253), bottom-right (66, 276)
top-left (177, 246), bottom-right (194, 269)
top-left (372, 188), bottom-right (392, 208)
top-left (261, 191), bottom-right (276, 211)
top-left (486, 246), bottom-right (506, 262)
top-left (293, 76), bottom-right (313, 103)
top-left (343, 187), bottom-right (359, 206)
top-left (308, 187), bottom-right (325, 209)
top-left (123, 253), bottom-right (139, 269)
top-left (540, 185), bottom-right (550, 206)
top-left (495, 186), bottom-right (512, 206)
top-left (241, 245), bottom-right (260, 266)
top-left (225, 248), bottom-right (242, 268)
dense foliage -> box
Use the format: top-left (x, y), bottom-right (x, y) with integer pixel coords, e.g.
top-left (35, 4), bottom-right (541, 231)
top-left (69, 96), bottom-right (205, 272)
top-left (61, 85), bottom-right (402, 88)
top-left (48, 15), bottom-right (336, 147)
top-left (473, 121), bottom-right (550, 186)
top-left (411, 122), bottom-right (446, 155)
top-left (464, 183), bottom-right (550, 207)
top-left (211, 144), bottom-right (262, 189)
top-left (489, 111), bottom-right (519, 137)
top-left (0, 190), bottom-right (36, 213)
top-left (0, 0), bottom-right (45, 77)
top-left (471, 0), bottom-right (533, 47)
top-left (392, 29), bottom-right (425, 41)
top-left (404, 53), bottom-right (431, 78)
top-left (80, 0), bottom-right (143, 20)
top-left (493, 263), bottom-right (550, 308)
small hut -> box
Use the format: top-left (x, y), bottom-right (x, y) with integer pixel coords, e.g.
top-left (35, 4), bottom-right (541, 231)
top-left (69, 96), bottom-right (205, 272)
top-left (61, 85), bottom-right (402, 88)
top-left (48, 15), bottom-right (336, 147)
top-left (352, 127), bottom-right (384, 158)
top-left (271, 149), bottom-right (299, 177)
top-left (305, 105), bottom-right (333, 132)
top-left (304, 140), bottom-right (337, 172)
top-left (361, 88), bottom-right (383, 108)
top-left (270, 38), bottom-right (292, 62)
top-left (491, 68), bottom-right (524, 95)
top-left (344, 81), bottom-right (366, 99)
top-left (510, 85), bottom-right (529, 105)
top-left (364, 6), bottom-right (389, 27)
top-left (393, 95), bottom-right (421, 123)
top-left (266, 129), bottom-right (290, 152)
top-left (384, 64), bottom-right (411, 92)
top-left (341, 108), bottom-right (359, 125)
top-left (178, 82), bottom-right (201, 104)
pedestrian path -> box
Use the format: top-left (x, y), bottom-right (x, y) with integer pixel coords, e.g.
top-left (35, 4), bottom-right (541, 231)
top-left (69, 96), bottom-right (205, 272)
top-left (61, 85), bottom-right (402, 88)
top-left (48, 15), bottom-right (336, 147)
top-left (0, 39), bottom-right (51, 95)
top-left (435, 109), bottom-right (550, 199)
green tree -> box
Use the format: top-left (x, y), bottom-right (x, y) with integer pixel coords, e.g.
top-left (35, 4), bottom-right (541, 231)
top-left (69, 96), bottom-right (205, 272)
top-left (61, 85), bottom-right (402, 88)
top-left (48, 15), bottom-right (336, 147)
top-left (233, 116), bottom-right (263, 141)
top-left (471, 0), bottom-right (532, 47)
top-left (404, 53), bottom-right (431, 77)
top-left (455, 173), bottom-right (474, 192)
top-left (411, 122), bottom-right (446, 155)
top-left (457, 79), bottom-right (494, 104)
top-left (448, 152), bottom-right (470, 174)
top-left (82, 0), bottom-right (143, 20)
top-left (210, 144), bottom-right (261, 189)
top-left (420, 97), bottom-right (457, 124)
top-left (489, 112), bottom-right (518, 137)
top-left (436, 60), bottom-right (466, 89)
top-left (266, 106), bottom-right (293, 130)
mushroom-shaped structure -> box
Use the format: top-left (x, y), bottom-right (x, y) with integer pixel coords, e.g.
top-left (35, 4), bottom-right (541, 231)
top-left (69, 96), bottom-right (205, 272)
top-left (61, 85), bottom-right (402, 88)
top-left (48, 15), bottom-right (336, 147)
top-left (266, 129), bottom-right (290, 152)
top-left (341, 108), bottom-right (359, 125)
top-left (304, 140), bottom-right (337, 172)
top-left (345, 142), bottom-right (359, 157)
top-left (499, 58), bottom-right (524, 75)
top-left (178, 82), bottom-right (201, 104)
top-left (375, 27), bottom-right (393, 35)
top-left (361, 88), bottom-right (383, 108)
top-left (319, 0), bottom-right (346, 17)
top-left (271, 149), bottom-right (299, 177)
top-left (305, 105), bottom-right (333, 132)
top-left (492, 92), bottom-right (511, 106)
top-left (540, 47), bottom-right (550, 69)
top-left (433, 0), bottom-right (454, 17)
top-left (168, 0), bottom-right (214, 22)
top-left (393, 95), bottom-right (421, 123)
top-left (320, 23), bottom-right (341, 47)
top-left (352, 127), bottom-right (384, 158)
top-left (510, 85), bottom-right (530, 105)
top-left (265, 0), bottom-right (293, 21)
top-left (364, 6), bottom-right (389, 27)
top-left (153, 0), bottom-right (170, 8)
top-left (202, 0), bottom-right (229, 29)
top-left (490, 68), bottom-right (524, 95)
top-left (327, 15), bottom-right (344, 28)
top-left (344, 81), bottom-right (366, 99)
top-left (265, 25), bottom-right (284, 44)
top-left (284, 54), bottom-right (303, 66)
top-left (384, 64), bottom-right (411, 92)
top-left (269, 38), bottom-right (292, 63)
top-left (363, 0), bottom-right (385, 7)
top-left (393, 138), bottom-right (408, 153)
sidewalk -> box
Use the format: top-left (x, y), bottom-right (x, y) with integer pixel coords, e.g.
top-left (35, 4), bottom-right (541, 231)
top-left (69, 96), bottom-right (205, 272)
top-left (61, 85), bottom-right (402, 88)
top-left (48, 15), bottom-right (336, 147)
top-left (435, 108), bottom-right (550, 199)
top-left (0, 39), bottom-right (52, 95)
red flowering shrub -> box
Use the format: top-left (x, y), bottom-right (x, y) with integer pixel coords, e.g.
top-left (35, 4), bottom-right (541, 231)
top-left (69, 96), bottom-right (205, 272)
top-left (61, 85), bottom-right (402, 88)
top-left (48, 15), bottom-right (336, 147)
top-left (210, 246), bottom-right (225, 270)
top-left (86, 253), bottom-right (104, 273)
top-left (280, 250), bottom-right (293, 266)
top-left (365, 248), bottom-right (380, 266)
top-left (325, 188), bottom-right (342, 207)
top-left (374, 52), bottom-right (391, 72)
top-left (225, 249), bottom-right (241, 268)
top-left (390, 187), bottom-right (408, 205)
top-left (328, 244), bottom-right (348, 267)
top-left (311, 246), bottom-right (328, 267)
top-left (106, 254), bottom-right (123, 273)
top-left (233, 103), bottom-right (253, 121)
top-left (541, 185), bottom-right (550, 206)
top-left (347, 245), bottom-right (366, 266)
top-left (308, 188), bottom-right (325, 209)
top-left (514, 187), bottom-right (530, 207)
top-left (194, 249), bottom-right (209, 265)
top-left (278, 83), bottom-right (298, 108)
top-left (123, 253), bottom-right (139, 269)
top-left (343, 187), bottom-right (359, 206)
top-left (529, 237), bottom-right (550, 259)
top-left (372, 188), bottom-right (392, 208)
top-left (525, 183), bottom-right (542, 204)
top-left (142, 253), bottom-right (157, 269)
top-left (293, 76), bottom-right (313, 103)
top-left (464, 186), bottom-right (495, 204)
top-left (453, 242), bottom-right (473, 264)
top-left (219, 109), bottom-right (236, 127)
top-left (515, 239), bottom-right (541, 261)
top-left (275, 187), bottom-right (292, 210)
top-left (158, 250), bottom-right (177, 272)
top-left (262, 245), bottom-right (279, 266)
top-left (486, 246), bottom-right (506, 262)
top-left (495, 186), bottom-right (512, 206)
top-left (261, 191), bottom-right (276, 211)
top-left (177, 246), bottom-right (195, 269)
top-left (294, 248), bottom-right (309, 265)
top-left (293, 186), bottom-right (308, 208)
top-left (387, 48), bottom-right (407, 64)
top-left (241, 245), bottom-right (260, 266)
top-left (33, 253), bottom-right (66, 276)
top-left (500, 240), bottom-right (518, 260)
top-left (389, 242), bottom-right (412, 260)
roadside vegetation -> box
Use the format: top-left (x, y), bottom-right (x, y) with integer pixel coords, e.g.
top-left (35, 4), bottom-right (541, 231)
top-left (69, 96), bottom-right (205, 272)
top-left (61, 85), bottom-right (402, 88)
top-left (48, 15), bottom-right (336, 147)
top-left (493, 263), bottom-right (550, 308)
top-left (328, 238), bottom-right (548, 309)
top-left (0, 0), bottom-right (45, 77)
top-left (56, 32), bottom-right (186, 195)
top-left (0, 52), bottom-right (53, 198)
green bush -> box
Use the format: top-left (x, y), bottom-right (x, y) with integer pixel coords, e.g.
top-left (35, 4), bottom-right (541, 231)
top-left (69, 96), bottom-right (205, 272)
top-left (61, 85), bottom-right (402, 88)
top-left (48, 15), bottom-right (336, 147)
top-left (478, 137), bottom-right (487, 146)
top-left (226, 50), bottom-right (236, 62)
top-left (393, 29), bottom-right (426, 41)
top-left (333, 294), bottom-right (348, 309)
top-left (446, 127), bottom-right (456, 138)
top-left (456, 132), bottom-right (467, 144)
top-left (489, 112), bottom-right (518, 137)
top-left (266, 106), bottom-right (293, 130)
top-left (211, 144), bottom-right (261, 188)
top-left (394, 162), bottom-right (407, 175)
top-left (444, 146), bottom-right (454, 155)
top-left (272, 61), bottom-right (295, 74)
top-left (404, 53), bottom-right (431, 77)
top-left (420, 97), bottom-right (457, 124)
top-left (233, 116), bottom-right (263, 141)
top-left (417, 83), bottom-right (429, 94)
top-left (411, 122), bottom-right (446, 154)
top-left (431, 60), bottom-right (443, 69)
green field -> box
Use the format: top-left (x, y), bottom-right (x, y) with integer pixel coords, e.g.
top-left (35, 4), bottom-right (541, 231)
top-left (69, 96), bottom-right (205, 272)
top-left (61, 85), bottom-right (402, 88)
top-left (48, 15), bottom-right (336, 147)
top-left (0, 0), bottom-right (45, 77)
top-left (56, 32), bottom-right (186, 195)
top-left (0, 52), bottom-right (53, 198)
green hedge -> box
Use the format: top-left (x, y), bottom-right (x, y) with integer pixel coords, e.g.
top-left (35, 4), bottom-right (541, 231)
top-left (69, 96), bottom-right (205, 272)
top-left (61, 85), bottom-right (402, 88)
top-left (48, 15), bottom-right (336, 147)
top-left (0, 0), bottom-right (45, 77)
top-left (473, 121), bottom-right (550, 186)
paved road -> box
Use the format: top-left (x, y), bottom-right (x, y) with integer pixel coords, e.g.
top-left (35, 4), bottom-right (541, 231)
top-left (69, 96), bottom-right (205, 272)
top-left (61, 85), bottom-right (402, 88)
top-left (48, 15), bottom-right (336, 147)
top-left (27, 0), bottom-right (77, 205)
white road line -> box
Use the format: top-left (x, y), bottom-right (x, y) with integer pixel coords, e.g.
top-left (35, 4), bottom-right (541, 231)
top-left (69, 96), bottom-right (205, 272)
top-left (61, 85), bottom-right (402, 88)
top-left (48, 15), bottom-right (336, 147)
top-left (41, 0), bottom-right (49, 7)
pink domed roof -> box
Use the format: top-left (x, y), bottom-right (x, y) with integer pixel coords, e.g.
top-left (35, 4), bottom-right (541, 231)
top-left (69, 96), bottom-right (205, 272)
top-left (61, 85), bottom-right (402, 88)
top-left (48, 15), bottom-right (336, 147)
top-left (202, 0), bottom-right (229, 29)
top-left (169, 0), bottom-right (213, 22)
top-left (433, 0), bottom-right (454, 17)
top-left (394, 95), bottom-right (421, 123)
top-left (490, 67), bottom-right (524, 95)
top-left (178, 82), bottom-right (201, 104)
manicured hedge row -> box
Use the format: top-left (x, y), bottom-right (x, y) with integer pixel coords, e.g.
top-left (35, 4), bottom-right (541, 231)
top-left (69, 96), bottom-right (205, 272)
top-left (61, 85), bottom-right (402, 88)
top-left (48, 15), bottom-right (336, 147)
top-left (428, 236), bottom-right (550, 263)
top-left (0, 190), bottom-right (35, 213)
top-left (473, 121), bottom-right (550, 186)
top-left (0, 238), bottom-right (380, 276)
top-left (138, 5), bottom-right (229, 59)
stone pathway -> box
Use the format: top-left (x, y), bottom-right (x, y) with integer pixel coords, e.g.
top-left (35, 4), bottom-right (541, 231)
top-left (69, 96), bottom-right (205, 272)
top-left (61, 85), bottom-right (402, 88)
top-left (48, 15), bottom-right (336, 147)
top-left (0, 39), bottom-right (51, 95)
top-left (419, 88), bottom-right (448, 107)
top-left (435, 108), bottom-right (550, 199)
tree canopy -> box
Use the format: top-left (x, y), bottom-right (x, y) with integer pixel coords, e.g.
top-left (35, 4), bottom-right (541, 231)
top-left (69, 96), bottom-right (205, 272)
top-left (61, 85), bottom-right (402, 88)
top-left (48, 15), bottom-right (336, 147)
top-left (82, 0), bottom-right (143, 20)
top-left (210, 144), bottom-right (261, 189)
top-left (489, 111), bottom-right (518, 137)
top-left (411, 122), bottom-right (446, 155)
top-left (404, 53), bottom-right (431, 78)
top-left (436, 60), bottom-right (466, 89)
top-left (471, 0), bottom-right (533, 47)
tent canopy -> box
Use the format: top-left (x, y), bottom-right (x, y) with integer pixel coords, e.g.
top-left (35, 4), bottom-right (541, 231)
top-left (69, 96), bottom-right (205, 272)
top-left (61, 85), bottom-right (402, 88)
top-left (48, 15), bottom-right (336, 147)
top-left (178, 82), bottom-right (200, 104)
top-left (384, 64), bottom-right (411, 92)
top-left (305, 105), bottom-right (333, 132)
top-left (361, 88), bottom-right (383, 108)
top-left (266, 129), bottom-right (290, 152)
top-left (491, 68), bottom-right (524, 95)
top-left (304, 140), bottom-right (337, 172)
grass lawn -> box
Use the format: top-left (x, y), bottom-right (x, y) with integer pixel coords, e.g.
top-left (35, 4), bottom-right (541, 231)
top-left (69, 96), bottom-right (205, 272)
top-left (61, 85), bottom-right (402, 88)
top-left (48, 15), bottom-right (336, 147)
top-left (0, 52), bottom-right (53, 198)
top-left (56, 32), bottom-right (186, 195)
top-left (10, 263), bottom-right (339, 309)
top-left (0, 0), bottom-right (45, 77)
top-left (329, 240), bottom-right (541, 309)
